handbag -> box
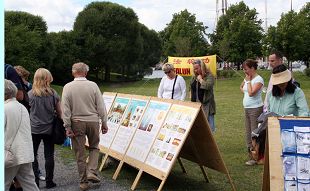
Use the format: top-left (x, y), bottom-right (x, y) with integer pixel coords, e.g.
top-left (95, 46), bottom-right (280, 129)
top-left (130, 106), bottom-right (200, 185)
top-left (5, 106), bottom-right (22, 168)
top-left (52, 94), bottom-right (66, 145)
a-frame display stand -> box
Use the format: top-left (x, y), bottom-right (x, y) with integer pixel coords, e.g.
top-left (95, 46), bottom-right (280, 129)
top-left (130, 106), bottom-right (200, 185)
top-left (100, 96), bottom-right (235, 191)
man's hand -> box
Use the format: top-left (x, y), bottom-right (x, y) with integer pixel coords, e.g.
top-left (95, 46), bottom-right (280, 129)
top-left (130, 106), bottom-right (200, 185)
top-left (66, 129), bottom-right (75, 138)
top-left (101, 123), bottom-right (108, 134)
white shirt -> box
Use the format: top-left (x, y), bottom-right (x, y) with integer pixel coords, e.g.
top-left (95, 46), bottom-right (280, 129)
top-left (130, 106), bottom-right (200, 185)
top-left (157, 75), bottom-right (186, 101)
top-left (243, 75), bottom-right (264, 108)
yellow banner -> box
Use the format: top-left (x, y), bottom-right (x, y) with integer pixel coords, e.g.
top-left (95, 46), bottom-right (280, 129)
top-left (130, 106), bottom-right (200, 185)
top-left (168, 55), bottom-right (217, 77)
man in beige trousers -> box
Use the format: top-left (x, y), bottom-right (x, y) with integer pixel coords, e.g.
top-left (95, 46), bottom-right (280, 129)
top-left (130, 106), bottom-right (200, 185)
top-left (62, 62), bottom-right (108, 191)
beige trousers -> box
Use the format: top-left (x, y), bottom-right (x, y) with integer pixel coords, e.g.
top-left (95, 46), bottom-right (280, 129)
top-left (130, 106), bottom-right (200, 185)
top-left (71, 121), bottom-right (100, 183)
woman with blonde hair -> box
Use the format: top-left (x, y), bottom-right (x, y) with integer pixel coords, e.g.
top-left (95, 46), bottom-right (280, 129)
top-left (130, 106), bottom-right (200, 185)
top-left (28, 68), bottom-right (62, 189)
top-left (190, 59), bottom-right (216, 132)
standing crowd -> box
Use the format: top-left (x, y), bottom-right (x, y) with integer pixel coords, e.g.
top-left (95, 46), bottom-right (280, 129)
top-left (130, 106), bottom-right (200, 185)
top-left (4, 50), bottom-right (310, 191)
top-left (5, 62), bottom-right (108, 191)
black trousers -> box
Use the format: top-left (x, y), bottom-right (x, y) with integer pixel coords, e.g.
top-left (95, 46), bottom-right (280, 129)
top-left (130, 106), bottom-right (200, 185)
top-left (32, 134), bottom-right (55, 184)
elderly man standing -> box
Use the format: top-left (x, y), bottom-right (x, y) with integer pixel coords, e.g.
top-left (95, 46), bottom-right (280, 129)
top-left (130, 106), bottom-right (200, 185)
top-left (62, 62), bottom-right (108, 191)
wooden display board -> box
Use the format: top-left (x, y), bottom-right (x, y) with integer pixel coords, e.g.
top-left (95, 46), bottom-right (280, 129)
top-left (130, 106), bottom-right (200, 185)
top-left (262, 117), bottom-right (310, 191)
top-left (99, 93), bottom-right (132, 155)
top-left (98, 94), bottom-right (235, 191)
top-left (99, 95), bottom-right (150, 170)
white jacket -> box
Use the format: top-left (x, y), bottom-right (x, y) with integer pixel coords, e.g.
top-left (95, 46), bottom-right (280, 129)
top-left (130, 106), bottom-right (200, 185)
top-left (5, 98), bottom-right (34, 167)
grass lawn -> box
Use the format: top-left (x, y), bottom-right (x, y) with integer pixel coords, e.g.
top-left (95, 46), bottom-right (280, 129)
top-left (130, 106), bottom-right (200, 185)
top-left (55, 70), bottom-right (310, 191)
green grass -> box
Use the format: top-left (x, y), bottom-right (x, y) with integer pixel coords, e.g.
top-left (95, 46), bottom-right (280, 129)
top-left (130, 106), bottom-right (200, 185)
top-left (56, 70), bottom-right (310, 191)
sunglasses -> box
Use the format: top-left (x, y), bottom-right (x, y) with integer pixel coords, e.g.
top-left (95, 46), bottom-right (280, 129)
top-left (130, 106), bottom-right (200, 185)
top-left (164, 70), bottom-right (171, 74)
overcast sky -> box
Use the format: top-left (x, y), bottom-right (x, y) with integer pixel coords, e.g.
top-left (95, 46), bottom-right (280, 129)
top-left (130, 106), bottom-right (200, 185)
top-left (4, 0), bottom-right (308, 33)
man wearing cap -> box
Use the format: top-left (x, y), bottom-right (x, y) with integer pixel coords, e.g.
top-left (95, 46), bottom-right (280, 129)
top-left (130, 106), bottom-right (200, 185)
top-left (267, 64), bottom-right (309, 116)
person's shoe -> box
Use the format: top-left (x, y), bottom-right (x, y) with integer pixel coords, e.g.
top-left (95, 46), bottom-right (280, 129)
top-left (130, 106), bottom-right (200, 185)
top-left (39, 175), bottom-right (46, 181)
top-left (245, 159), bottom-right (257, 166)
top-left (45, 181), bottom-right (56, 189)
top-left (80, 183), bottom-right (90, 191)
top-left (87, 173), bottom-right (100, 183)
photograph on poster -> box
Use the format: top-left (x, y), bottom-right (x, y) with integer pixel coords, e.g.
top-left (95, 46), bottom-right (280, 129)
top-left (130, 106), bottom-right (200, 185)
top-left (125, 101), bottom-right (171, 162)
top-left (166, 153), bottom-right (174, 161)
top-left (108, 97), bottom-right (129, 124)
top-left (172, 138), bottom-right (181, 146)
top-left (110, 99), bottom-right (148, 154)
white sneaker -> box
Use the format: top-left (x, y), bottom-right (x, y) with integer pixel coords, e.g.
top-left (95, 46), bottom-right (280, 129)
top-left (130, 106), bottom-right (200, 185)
top-left (39, 175), bottom-right (46, 181)
top-left (245, 160), bottom-right (257, 166)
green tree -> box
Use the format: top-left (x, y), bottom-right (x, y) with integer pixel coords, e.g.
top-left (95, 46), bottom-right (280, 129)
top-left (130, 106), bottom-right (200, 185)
top-left (73, 2), bottom-right (142, 81)
top-left (160, 9), bottom-right (208, 57)
top-left (210, 1), bottom-right (263, 69)
top-left (5, 11), bottom-right (48, 72)
top-left (47, 31), bottom-right (80, 84)
top-left (297, 3), bottom-right (310, 67)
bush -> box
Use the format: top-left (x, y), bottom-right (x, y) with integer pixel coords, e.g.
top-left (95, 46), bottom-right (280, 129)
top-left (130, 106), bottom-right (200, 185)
top-left (217, 70), bottom-right (235, 79)
top-left (304, 68), bottom-right (310, 77)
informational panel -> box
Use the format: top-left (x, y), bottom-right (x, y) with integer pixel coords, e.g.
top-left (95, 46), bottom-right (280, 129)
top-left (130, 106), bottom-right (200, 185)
top-left (110, 97), bottom-right (149, 155)
top-left (102, 92), bottom-right (117, 113)
top-left (99, 95), bottom-right (131, 148)
top-left (125, 100), bottom-right (171, 163)
top-left (262, 117), bottom-right (310, 191)
top-left (145, 104), bottom-right (199, 173)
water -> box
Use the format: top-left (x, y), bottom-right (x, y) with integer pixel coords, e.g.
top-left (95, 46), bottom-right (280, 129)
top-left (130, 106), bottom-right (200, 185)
top-left (144, 69), bottom-right (165, 79)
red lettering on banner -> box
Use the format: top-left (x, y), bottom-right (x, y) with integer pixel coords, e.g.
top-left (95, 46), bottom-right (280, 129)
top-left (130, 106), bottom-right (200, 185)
top-left (182, 68), bottom-right (191, 75)
top-left (173, 59), bottom-right (181, 64)
top-left (187, 59), bottom-right (195, 64)
top-left (202, 58), bottom-right (209, 63)
top-left (175, 68), bottom-right (190, 75)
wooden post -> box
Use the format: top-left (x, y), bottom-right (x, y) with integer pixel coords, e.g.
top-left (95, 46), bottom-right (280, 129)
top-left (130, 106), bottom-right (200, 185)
top-left (113, 161), bottom-right (124, 180)
top-left (177, 157), bottom-right (187, 173)
top-left (98, 154), bottom-right (109, 171)
top-left (131, 170), bottom-right (143, 190)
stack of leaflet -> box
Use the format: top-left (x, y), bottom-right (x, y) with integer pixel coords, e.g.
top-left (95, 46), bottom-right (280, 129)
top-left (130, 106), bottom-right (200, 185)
top-left (280, 120), bottom-right (310, 191)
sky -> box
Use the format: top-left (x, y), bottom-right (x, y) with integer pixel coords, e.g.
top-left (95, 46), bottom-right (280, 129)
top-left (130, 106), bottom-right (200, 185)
top-left (4, 0), bottom-right (308, 33)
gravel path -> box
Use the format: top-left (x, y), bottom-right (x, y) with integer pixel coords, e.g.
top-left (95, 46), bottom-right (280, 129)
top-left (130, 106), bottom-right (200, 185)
top-left (36, 144), bottom-right (128, 191)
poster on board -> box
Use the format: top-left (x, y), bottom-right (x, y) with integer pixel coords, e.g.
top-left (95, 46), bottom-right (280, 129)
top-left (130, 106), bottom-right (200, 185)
top-left (145, 104), bottom-right (198, 172)
top-left (125, 101), bottom-right (171, 162)
top-left (99, 97), bottom-right (130, 148)
top-left (102, 93), bottom-right (116, 113)
top-left (110, 99), bottom-right (149, 154)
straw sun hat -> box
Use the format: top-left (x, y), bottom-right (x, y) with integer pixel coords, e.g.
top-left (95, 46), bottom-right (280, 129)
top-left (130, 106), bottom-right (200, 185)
top-left (270, 69), bottom-right (292, 85)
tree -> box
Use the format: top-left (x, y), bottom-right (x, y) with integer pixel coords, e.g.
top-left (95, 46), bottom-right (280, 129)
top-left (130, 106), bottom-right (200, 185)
top-left (210, 2), bottom-right (263, 69)
top-left (5, 11), bottom-right (48, 73)
top-left (73, 2), bottom-right (142, 81)
top-left (297, 3), bottom-right (310, 67)
top-left (160, 9), bottom-right (208, 57)
top-left (47, 31), bottom-right (80, 84)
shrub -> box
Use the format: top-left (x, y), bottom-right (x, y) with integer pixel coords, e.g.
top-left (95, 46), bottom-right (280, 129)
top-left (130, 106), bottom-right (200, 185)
top-left (217, 70), bottom-right (235, 79)
top-left (304, 68), bottom-right (310, 77)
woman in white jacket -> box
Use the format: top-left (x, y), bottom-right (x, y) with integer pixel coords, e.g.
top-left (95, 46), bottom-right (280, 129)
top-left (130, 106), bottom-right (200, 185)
top-left (157, 63), bottom-right (186, 101)
top-left (5, 79), bottom-right (39, 191)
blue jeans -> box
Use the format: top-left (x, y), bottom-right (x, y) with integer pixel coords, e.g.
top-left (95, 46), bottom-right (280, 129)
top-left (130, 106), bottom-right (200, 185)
top-left (208, 114), bottom-right (215, 133)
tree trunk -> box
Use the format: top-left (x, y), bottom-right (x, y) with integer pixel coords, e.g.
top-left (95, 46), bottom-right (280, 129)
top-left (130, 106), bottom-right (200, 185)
top-left (104, 65), bottom-right (111, 82)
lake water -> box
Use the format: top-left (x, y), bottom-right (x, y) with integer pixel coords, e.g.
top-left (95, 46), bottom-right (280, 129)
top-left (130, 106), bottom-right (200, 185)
top-left (144, 70), bottom-right (165, 79)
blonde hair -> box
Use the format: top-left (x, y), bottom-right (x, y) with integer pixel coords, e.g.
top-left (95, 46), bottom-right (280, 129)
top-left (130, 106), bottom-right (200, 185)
top-left (32, 68), bottom-right (54, 96)
top-left (193, 59), bottom-right (207, 77)
top-left (162, 63), bottom-right (174, 72)
top-left (14, 65), bottom-right (30, 80)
